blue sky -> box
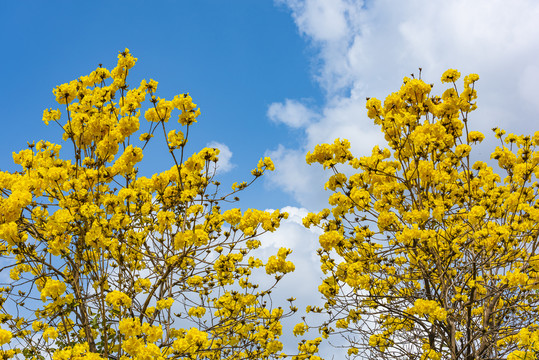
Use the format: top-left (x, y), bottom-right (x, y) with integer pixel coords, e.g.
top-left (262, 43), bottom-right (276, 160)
top-left (0, 0), bottom-right (321, 209)
top-left (3, 0), bottom-right (539, 357)
top-left (4, 0), bottom-right (539, 212)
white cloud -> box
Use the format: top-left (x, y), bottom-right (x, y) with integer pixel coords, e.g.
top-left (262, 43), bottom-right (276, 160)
top-left (269, 0), bottom-right (539, 210)
top-left (260, 206), bottom-right (321, 252)
top-left (265, 145), bottom-right (330, 210)
top-left (305, 96), bottom-right (384, 154)
top-left (519, 65), bottom-right (539, 109)
top-left (281, 0), bottom-right (352, 42)
top-left (205, 141), bottom-right (235, 174)
top-left (267, 99), bottom-right (318, 128)
top-left (252, 205), bottom-right (351, 359)
top-left (249, 206), bottom-right (334, 355)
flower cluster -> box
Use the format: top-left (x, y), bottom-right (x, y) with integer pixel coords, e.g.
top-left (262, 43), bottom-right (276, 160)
top-left (304, 69), bottom-right (539, 359)
top-left (0, 49), bottom-right (296, 360)
top-left (265, 248), bottom-right (295, 275)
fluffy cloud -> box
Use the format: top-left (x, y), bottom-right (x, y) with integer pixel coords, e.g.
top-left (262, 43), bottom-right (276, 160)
top-left (267, 99), bottom-right (319, 128)
top-left (265, 145), bottom-right (328, 210)
top-left (206, 141), bottom-right (235, 174)
top-left (251, 206), bottom-right (346, 357)
top-left (269, 0), bottom-right (539, 210)
top-left (252, 206), bottom-right (322, 289)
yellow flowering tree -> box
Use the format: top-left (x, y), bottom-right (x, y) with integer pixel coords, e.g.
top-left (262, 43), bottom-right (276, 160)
top-left (0, 49), bottom-right (296, 360)
top-left (302, 69), bottom-right (539, 360)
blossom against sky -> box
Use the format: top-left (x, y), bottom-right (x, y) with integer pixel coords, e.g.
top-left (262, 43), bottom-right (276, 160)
top-left (0, 0), bottom-right (321, 209)
top-left (269, 0), bottom-right (539, 210)
top-left (4, 0), bottom-right (539, 212)
top-left (2, 0), bottom-right (539, 357)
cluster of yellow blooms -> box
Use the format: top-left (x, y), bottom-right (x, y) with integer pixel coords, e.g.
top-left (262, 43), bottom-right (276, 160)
top-left (0, 50), bottom-right (298, 360)
top-left (6, 49), bottom-right (538, 360)
top-left (265, 248), bottom-right (295, 275)
top-left (40, 279), bottom-right (67, 302)
top-left (304, 69), bottom-right (539, 359)
top-left (407, 299), bottom-right (448, 323)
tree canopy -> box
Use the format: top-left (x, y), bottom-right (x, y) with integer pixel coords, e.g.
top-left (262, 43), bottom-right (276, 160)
top-left (3, 49), bottom-right (539, 360)
top-left (0, 49), bottom-right (297, 360)
top-left (303, 69), bottom-right (539, 360)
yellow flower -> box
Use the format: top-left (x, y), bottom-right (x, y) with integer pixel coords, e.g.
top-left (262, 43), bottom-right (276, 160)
top-left (167, 129), bottom-right (185, 148)
top-left (142, 323), bottom-right (163, 343)
top-left (253, 157), bottom-right (275, 175)
top-left (43, 327), bottom-right (58, 342)
top-left (122, 336), bottom-right (145, 355)
top-left (119, 317), bottom-right (142, 337)
top-left (335, 318), bottom-right (349, 329)
top-left (318, 277), bottom-right (339, 299)
top-left (105, 290), bottom-right (132, 310)
top-left (408, 299), bottom-right (447, 322)
top-left (366, 97), bottom-right (382, 119)
top-left (468, 205), bottom-right (486, 226)
top-left (40, 279), bottom-right (66, 302)
top-left (467, 131), bottom-right (485, 143)
top-left (0, 329), bottom-right (12, 345)
top-left (32, 320), bottom-right (46, 332)
top-left (145, 306), bottom-right (156, 317)
top-left (318, 230), bottom-right (343, 251)
top-left (9, 268), bottom-right (21, 281)
top-left (42, 108), bottom-right (61, 125)
top-left (464, 73), bottom-right (479, 87)
top-left (172, 328), bottom-right (208, 352)
top-left (377, 211), bottom-right (398, 231)
top-left (156, 297), bottom-right (174, 310)
top-left (454, 144), bottom-right (472, 158)
top-left (188, 306), bottom-right (206, 318)
top-left (265, 248), bottom-right (295, 275)
top-left (293, 323), bottom-right (306, 336)
top-left (134, 278), bottom-right (152, 293)
top-left (53, 81), bottom-right (78, 104)
top-left (441, 69), bottom-right (461, 83)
